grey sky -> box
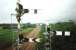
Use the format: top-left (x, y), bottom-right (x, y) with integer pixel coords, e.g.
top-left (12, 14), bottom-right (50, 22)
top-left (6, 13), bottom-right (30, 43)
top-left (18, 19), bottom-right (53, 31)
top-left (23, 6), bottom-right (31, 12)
top-left (0, 0), bottom-right (76, 24)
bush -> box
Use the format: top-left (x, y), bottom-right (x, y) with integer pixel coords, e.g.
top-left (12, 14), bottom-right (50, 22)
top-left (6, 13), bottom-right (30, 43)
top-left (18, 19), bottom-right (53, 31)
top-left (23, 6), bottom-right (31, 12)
top-left (37, 24), bottom-right (46, 50)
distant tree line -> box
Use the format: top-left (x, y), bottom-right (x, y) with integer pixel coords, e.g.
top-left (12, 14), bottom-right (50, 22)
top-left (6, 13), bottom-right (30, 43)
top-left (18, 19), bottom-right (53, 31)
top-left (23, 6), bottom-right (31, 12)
top-left (49, 21), bottom-right (76, 31)
top-left (22, 23), bottom-right (36, 29)
top-left (0, 24), bottom-right (17, 29)
top-left (0, 23), bottom-right (36, 29)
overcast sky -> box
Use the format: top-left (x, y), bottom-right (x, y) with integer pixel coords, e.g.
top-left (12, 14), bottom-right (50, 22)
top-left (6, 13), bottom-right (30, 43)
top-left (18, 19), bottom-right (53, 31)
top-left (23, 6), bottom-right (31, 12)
top-left (0, 0), bottom-right (76, 24)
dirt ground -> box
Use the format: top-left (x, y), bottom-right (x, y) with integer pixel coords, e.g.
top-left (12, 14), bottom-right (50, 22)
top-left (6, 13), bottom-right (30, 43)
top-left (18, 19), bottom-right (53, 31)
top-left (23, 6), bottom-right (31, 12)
top-left (5, 24), bottom-right (40, 50)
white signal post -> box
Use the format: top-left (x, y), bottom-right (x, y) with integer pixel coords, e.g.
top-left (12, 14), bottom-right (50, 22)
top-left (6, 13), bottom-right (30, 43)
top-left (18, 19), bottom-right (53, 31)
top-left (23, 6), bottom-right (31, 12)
top-left (29, 38), bottom-right (34, 42)
top-left (28, 38), bottom-right (41, 43)
top-left (65, 31), bottom-right (70, 36)
top-left (35, 38), bottom-right (41, 42)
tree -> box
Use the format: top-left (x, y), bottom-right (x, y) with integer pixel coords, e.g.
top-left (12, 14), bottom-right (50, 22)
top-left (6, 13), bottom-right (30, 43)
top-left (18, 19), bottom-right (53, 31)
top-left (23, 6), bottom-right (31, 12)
top-left (49, 21), bottom-right (76, 31)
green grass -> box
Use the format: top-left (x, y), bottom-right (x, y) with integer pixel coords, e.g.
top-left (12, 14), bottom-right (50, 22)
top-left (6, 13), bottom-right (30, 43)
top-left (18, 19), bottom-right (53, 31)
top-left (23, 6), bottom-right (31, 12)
top-left (0, 28), bottom-right (33, 44)
top-left (0, 29), bottom-right (17, 47)
top-left (22, 28), bottom-right (33, 33)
